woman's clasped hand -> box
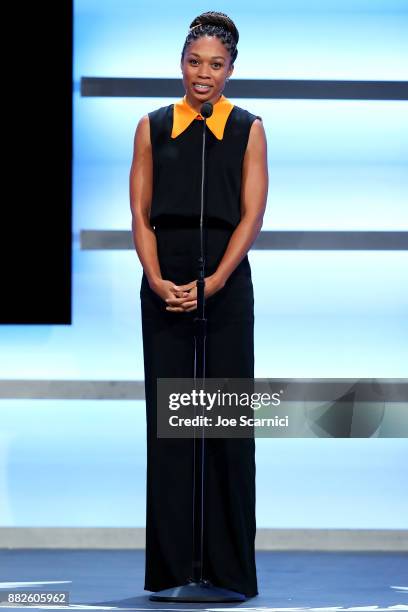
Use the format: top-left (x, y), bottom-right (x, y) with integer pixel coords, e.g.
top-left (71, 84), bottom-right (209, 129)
top-left (150, 275), bottom-right (224, 312)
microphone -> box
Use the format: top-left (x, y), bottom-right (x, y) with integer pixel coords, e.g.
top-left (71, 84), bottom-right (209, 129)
top-left (196, 100), bottom-right (214, 315)
top-left (197, 101), bottom-right (212, 288)
top-left (200, 102), bottom-right (213, 118)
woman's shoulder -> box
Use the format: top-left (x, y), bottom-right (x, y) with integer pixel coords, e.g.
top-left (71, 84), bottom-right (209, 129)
top-left (148, 103), bottom-right (173, 122)
top-left (230, 104), bottom-right (263, 125)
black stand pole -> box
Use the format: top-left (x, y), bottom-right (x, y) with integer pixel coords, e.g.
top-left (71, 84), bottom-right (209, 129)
top-left (149, 104), bottom-right (245, 603)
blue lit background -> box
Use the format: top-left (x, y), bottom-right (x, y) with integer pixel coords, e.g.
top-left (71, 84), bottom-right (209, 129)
top-left (0, 0), bottom-right (407, 530)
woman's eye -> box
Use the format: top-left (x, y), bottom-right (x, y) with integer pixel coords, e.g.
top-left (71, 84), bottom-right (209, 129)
top-left (188, 59), bottom-right (222, 68)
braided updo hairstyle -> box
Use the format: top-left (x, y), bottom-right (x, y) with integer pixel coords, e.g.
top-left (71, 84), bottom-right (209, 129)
top-left (181, 11), bottom-right (239, 66)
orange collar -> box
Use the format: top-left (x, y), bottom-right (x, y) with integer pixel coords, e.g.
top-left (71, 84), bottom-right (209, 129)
top-left (171, 94), bottom-right (234, 141)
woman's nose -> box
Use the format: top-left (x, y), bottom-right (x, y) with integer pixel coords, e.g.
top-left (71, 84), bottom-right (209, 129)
top-left (197, 66), bottom-right (211, 79)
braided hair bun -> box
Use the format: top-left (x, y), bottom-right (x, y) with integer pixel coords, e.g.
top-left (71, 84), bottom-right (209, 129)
top-left (182, 11), bottom-right (239, 65)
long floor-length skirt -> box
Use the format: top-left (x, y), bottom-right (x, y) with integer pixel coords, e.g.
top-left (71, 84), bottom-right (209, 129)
top-left (140, 223), bottom-right (258, 598)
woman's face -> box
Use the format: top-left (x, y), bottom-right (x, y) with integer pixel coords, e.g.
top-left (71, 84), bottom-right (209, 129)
top-left (181, 35), bottom-right (234, 111)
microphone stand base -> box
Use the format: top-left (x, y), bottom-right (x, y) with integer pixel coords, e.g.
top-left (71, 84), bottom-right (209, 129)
top-left (149, 579), bottom-right (246, 602)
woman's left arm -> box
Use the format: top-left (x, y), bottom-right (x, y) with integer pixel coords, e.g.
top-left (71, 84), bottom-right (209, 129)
top-left (209, 117), bottom-right (269, 292)
top-left (166, 118), bottom-right (268, 312)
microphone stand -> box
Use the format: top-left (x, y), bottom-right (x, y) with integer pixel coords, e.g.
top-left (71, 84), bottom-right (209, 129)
top-left (149, 103), bottom-right (245, 602)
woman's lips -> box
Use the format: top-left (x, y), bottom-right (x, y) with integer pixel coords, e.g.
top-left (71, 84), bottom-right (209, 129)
top-left (193, 83), bottom-right (212, 93)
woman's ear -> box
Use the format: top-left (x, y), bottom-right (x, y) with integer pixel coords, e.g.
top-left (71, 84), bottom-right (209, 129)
top-left (227, 63), bottom-right (234, 79)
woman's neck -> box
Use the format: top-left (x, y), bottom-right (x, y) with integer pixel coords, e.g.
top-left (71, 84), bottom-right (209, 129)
top-left (185, 92), bottom-right (222, 114)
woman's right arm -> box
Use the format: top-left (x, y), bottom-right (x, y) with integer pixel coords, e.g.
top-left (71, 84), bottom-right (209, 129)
top-left (129, 115), bottom-right (190, 305)
top-left (129, 115), bottom-right (163, 291)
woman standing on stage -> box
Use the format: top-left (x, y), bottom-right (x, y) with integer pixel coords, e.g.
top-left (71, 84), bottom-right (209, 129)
top-left (130, 11), bottom-right (268, 598)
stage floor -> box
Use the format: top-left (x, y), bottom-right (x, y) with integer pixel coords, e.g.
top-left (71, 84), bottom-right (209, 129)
top-left (0, 549), bottom-right (407, 610)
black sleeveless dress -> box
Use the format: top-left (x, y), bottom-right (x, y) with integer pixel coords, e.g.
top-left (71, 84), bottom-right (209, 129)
top-left (140, 102), bottom-right (259, 598)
